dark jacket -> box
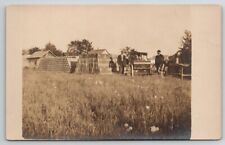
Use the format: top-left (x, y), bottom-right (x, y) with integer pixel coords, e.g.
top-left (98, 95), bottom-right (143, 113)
top-left (155, 54), bottom-right (164, 65)
top-left (117, 55), bottom-right (122, 65)
top-left (180, 49), bottom-right (191, 64)
top-left (122, 55), bottom-right (129, 66)
top-left (117, 55), bottom-right (128, 66)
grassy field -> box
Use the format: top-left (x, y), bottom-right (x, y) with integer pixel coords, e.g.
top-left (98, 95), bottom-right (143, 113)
top-left (22, 69), bottom-right (191, 139)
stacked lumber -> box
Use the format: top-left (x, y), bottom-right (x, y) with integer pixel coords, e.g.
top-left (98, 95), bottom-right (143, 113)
top-left (38, 57), bottom-right (70, 72)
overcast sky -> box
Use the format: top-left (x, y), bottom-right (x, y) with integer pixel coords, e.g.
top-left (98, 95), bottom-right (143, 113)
top-left (8, 5), bottom-right (191, 57)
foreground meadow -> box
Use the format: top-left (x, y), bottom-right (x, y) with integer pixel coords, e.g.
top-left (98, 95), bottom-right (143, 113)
top-left (23, 69), bottom-right (191, 139)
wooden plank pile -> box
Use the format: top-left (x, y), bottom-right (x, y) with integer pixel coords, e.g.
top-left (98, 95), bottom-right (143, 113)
top-left (38, 57), bottom-right (71, 72)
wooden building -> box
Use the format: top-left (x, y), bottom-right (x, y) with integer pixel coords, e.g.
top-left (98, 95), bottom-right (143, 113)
top-left (25, 50), bottom-right (56, 68)
top-left (76, 49), bottom-right (112, 74)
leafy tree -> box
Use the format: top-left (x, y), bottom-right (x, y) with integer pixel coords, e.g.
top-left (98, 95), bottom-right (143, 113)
top-left (121, 46), bottom-right (131, 55)
top-left (169, 30), bottom-right (192, 64)
top-left (54, 49), bottom-right (64, 56)
top-left (121, 47), bottom-right (143, 64)
top-left (180, 30), bottom-right (192, 50)
top-left (67, 39), bottom-right (94, 56)
top-left (44, 42), bottom-right (63, 56)
top-left (22, 49), bottom-right (28, 55)
top-left (44, 42), bottom-right (57, 52)
top-left (179, 30), bottom-right (192, 64)
top-left (28, 47), bottom-right (41, 55)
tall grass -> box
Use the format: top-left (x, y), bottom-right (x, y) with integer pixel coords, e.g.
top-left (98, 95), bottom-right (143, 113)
top-left (22, 69), bottom-right (191, 139)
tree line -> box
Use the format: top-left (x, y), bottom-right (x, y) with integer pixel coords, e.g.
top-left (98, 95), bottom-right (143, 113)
top-left (25, 39), bottom-right (94, 56)
top-left (24, 30), bottom-right (191, 63)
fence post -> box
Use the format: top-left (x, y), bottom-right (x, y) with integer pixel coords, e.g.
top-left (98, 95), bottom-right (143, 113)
top-left (181, 66), bottom-right (184, 80)
top-left (131, 64), bottom-right (134, 76)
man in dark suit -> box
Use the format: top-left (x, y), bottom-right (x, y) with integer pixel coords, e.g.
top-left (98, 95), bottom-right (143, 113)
top-left (155, 50), bottom-right (164, 74)
top-left (117, 52), bottom-right (123, 74)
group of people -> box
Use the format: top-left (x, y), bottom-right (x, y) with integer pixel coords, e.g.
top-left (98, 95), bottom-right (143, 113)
top-left (109, 52), bottom-right (129, 74)
top-left (117, 53), bottom-right (129, 74)
top-left (108, 49), bottom-right (170, 75)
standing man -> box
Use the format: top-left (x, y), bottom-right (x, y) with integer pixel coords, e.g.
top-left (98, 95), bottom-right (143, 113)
top-left (155, 50), bottom-right (164, 74)
top-left (117, 51), bottom-right (124, 74)
top-left (109, 57), bottom-right (117, 72)
top-left (122, 54), bottom-right (129, 74)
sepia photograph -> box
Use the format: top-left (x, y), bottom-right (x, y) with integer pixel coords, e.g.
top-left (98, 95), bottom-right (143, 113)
top-left (14, 5), bottom-right (192, 140)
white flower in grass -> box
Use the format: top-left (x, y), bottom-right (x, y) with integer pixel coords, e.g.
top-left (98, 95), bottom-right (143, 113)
top-left (95, 80), bottom-right (103, 85)
top-left (128, 126), bottom-right (133, 131)
top-left (126, 126), bottom-right (133, 132)
top-left (145, 105), bottom-right (150, 110)
top-left (154, 95), bottom-right (157, 99)
top-left (124, 123), bottom-right (129, 128)
top-left (150, 126), bottom-right (160, 133)
top-left (98, 80), bottom-right (103, 85)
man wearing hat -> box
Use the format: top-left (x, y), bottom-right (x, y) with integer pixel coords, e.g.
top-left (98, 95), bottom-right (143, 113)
top-left (155, 50), bottom-right (164, 74)
top-left (117, 51), bottom-right (125, 74)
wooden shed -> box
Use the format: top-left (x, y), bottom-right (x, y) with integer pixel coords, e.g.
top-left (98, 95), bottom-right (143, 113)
top-left (25, 50), bottom-right (56, 68)
top-left (76, 49), bottom-right (112, 74)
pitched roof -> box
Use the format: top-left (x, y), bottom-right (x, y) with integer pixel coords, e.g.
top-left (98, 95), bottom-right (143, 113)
top-left (88, 49), bottom-right (111, 56)
top-left (27, 50), bottom-right (56, 59)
